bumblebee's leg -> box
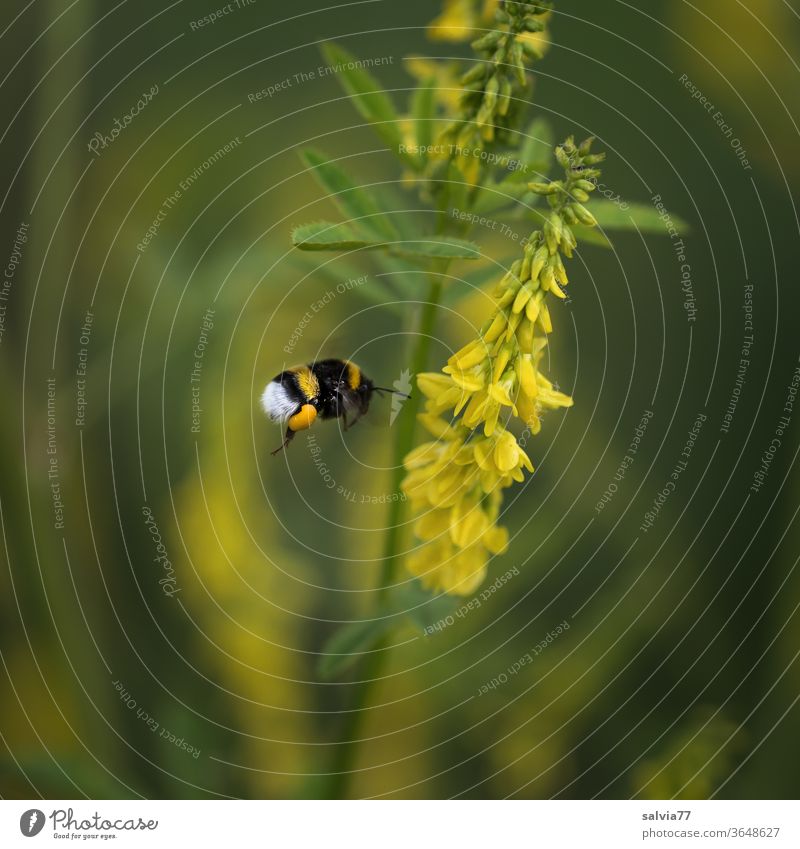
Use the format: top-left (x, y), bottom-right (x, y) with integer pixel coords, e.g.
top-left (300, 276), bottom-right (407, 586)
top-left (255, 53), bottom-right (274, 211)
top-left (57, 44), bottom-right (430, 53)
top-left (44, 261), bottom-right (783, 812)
top-left (271, 427), bottom-right (295, 455)
top-left (271, 403), bottom-right (318, 456)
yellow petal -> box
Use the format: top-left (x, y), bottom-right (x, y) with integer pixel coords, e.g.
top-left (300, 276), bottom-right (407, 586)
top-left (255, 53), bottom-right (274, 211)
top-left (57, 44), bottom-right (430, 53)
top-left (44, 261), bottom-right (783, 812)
top-left (417, 372), bottom-right (453, 398)
top-left (494, 430), bottom-right (520, 472)
top-left (483, 524), bottom-right (509, 555)
top-left (450, 339), bottom-right (488, 370)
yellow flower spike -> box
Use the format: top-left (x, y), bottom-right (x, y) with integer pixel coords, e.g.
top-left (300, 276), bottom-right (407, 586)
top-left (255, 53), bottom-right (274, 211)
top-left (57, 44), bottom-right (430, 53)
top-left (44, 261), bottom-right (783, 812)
top-left (517, 354), bottom-right (538, 398)
top-left (402, 130), bottom-right (604, 595)
top-left (483, 311), bottom-right (507, 343)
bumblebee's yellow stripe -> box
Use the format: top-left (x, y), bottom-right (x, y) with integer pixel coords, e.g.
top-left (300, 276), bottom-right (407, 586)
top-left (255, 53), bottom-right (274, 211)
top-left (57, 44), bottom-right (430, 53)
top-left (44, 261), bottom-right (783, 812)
top-left (344, 360), bottom-right (361, 390)
top-left (291, 366), bottom-right (320, 400)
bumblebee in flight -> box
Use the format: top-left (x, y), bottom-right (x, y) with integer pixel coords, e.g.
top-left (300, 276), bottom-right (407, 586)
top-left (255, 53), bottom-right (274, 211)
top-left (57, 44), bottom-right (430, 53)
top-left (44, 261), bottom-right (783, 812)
top-left (261, 358), bottom-right (409, 454)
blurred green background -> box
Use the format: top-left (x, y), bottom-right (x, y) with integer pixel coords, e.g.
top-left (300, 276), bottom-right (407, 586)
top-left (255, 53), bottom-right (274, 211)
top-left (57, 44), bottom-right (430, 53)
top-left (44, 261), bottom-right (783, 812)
top-left (1, 0), bottom-right (798, 799)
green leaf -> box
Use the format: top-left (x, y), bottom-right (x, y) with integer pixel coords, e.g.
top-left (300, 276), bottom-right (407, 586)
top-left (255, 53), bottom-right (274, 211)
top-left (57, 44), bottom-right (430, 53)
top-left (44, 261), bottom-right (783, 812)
top-left (293, 221), bottom-right (481, 259)
top-left (574, 224), bottom-right (613, 249)
top-left (390, 580), bottom-right (458, 632)
top-left (301, 148), bottom-right (398, 240)
top-left (472, 179), bottom-right (540, 215)
top-left (518, 116), bottom-right (554, 174)
top-left (442, 261), bottom-right (510, 305)
top-left (410, 78), bottom-right (437, 155)
top-left (317, 617), bottom-right (396, 680)
top-left (292, 220), bottom-right (378, 250)
top-left (591, 200), bottom-right (689, 235)
top-left (291, 251), bottom-right (406, 314)
top-left (391, 236), bottom-right (482, 259)
top-left (320, 42), bottom-right (415, 167)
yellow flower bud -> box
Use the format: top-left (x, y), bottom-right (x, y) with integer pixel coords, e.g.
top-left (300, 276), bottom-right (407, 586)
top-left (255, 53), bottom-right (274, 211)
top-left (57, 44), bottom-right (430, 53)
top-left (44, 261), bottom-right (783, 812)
top-left (572, 203), bottom-right (597, 226)
top-left (483, 311), bottom-right (507, 343)
top-left (512, 283), bottom-right (533, 314)
top-left (493, 344), bottom-right (513, 381)
top-left (538, 302), bottom-right (552, 333)
top-left (530, 245), bottom-right (548, 281)
top-left (525, 293), bottom-right (541, 323)
top-left (516, 317), bottom-right (534, 352)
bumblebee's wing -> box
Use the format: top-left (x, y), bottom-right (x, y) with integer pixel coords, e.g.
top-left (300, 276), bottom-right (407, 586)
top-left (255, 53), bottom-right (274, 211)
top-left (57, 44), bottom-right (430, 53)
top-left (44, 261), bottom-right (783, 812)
top-left (339, 388), bottom-right (367, 429)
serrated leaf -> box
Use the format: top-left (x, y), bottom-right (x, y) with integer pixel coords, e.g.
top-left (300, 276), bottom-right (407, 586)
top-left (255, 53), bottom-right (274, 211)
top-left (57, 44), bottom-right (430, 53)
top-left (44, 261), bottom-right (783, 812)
top-left (591, 200), bottom-right (689, 235)
top-left (292, 220), bottom-right (377, 250)
top-left (293, 221), bottom-right (481, 260)
top-left (317, 617), bottom-right (396, 680)
top-left (301, 148), bottom-right (399, 241)
top-left (320, 42), bottom-right (415, 167)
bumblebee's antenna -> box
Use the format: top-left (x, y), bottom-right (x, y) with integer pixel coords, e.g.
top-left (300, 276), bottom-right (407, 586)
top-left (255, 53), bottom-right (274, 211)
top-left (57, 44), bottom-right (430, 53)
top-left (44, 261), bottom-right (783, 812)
top-left (371, 386), bottom-right (411, 399)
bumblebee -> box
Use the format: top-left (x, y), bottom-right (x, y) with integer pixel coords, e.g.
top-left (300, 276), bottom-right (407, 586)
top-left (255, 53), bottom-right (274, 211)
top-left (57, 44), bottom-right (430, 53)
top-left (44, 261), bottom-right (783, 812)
top-left (261, 358), bottom-right (408, 454)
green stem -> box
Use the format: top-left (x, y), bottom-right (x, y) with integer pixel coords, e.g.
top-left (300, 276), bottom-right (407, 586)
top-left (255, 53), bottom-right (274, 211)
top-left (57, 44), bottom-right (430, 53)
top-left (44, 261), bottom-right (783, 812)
top-left (322, 270), bottom-right (445, 798)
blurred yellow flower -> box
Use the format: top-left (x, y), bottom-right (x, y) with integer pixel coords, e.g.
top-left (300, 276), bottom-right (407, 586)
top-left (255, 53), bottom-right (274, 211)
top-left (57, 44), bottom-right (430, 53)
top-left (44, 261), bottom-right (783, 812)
top-left (427, 0), bottom-right (500, 42)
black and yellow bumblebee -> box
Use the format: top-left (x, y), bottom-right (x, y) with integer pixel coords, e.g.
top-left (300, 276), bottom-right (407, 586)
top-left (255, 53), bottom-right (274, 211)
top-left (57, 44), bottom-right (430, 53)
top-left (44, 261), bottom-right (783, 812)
top-left (261, 358), bottom-right (408, 454)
